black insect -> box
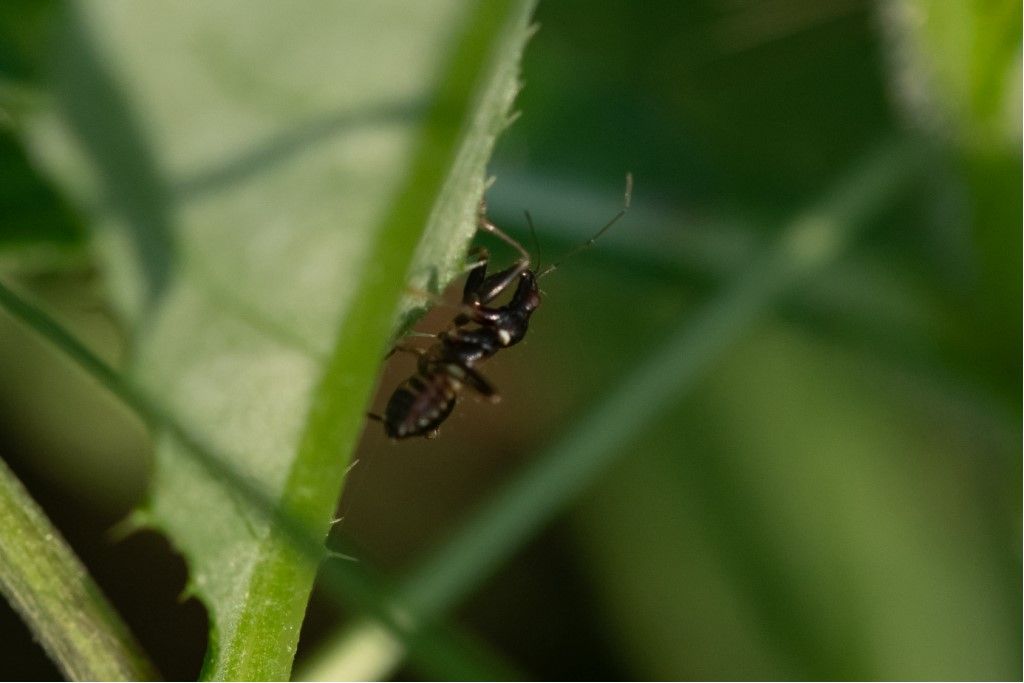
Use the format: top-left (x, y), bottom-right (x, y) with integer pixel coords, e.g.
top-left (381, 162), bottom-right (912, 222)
top-left (373, 176), bottom-right (632, 440)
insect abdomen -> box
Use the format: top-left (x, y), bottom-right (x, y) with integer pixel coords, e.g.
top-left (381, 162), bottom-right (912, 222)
top-left (383, 375), bottom-right (459, 439)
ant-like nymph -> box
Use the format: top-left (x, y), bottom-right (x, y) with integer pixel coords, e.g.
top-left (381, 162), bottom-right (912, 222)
top-left (371, 174), bottom-right (632, 440)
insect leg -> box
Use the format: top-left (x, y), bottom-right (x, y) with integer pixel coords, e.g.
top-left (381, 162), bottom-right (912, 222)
top-left (453, 245), bottom-right (511, 327)
top-left (478, 201), bottom-right (530, 263)
top-left (462, 248), bottom-right (490, 305)
top-left (384, 344), bottom-right (426, 360)
top-left (469, 203), bottom-right (531, 305)
top-left (461, 365), bottom-right (500, 402)
top-left (464, 245), bottom-right (489, 272)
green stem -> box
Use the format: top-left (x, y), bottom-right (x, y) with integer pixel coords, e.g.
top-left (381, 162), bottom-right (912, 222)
top-left (0, 457), bottom-right (157, 680)
top-left (301, 137), bottom-right (927, 681)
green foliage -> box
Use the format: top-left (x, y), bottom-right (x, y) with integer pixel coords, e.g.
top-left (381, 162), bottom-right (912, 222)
top-left (8, 1), bottom-right (536, 679)
top-left (0, 0), bottom-right (1018, 680)
top-left (0, 455), bottom-right (154, 680)
top-left (882, 0), bottom-right (1021, 150)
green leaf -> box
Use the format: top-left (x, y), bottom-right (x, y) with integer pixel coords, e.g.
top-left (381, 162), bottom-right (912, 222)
top-left (0, 455), bottom-right (156, 680)
top-left (20, 1), bottom-right (536, 679)
top-left (881, 0), bottom-right (1022, 151)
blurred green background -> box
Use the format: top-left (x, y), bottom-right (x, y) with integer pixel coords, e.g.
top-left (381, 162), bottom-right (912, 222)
top-left (1, 0), bottom-right (1020, 680)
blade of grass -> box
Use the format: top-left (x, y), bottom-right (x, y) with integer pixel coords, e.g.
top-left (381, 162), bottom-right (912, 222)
top-left (0, 456), bottom-right (156, 681)
top-left (299, 137), bottom-right (928, 681)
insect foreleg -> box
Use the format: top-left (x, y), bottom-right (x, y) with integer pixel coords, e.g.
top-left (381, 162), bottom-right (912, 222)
top-left (384, 344), bottom-right (426, 360)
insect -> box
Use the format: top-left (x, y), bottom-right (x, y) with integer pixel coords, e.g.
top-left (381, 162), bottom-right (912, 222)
top-left (372, 175), bottom-right (632, 440)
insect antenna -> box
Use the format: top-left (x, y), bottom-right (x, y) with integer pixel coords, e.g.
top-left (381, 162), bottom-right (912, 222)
top-left (536, 172), bottom-right (633, 279)
top-left (525, 209), bottom-right (543, 272)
